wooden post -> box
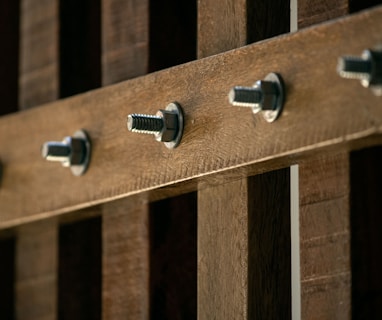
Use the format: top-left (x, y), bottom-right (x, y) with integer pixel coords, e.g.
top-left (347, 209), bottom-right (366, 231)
top-left (101, 1), bottom-right (149, 318)
top-left (16, 1), bottom-right (59, 319)
top-left (197, 1), bottom-right (290, 318)
top-left (297, 2), bottom-right (351, 318)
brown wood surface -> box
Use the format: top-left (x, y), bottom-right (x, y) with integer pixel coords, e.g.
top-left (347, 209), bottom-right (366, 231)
top-left (102, 197), bottom-right (149, 319)
top-left (197, 0), bottom-right (246, 58)
top-left (198, 179), bottom-right (248, 319)
top-left (15, 2), bottom-right (60, 319)
top-left (102, 0), bottom-right (148, 85)
top-left (298, 2), bottom-right (352, 318)
top-left (101, 2), bottom-right (151, 318)
top-left (298, 0), bottom-right (348, 28)
top-left (0, 7), bottom-right (382, 228)
top-left (16, 219), bottom-right (58, 320)
top-left (19, 0), bottom-right (59, 109)
top-left (197, 2), bottom-right (248, 318)
top-left (299, 153), bottom-right (351, 319)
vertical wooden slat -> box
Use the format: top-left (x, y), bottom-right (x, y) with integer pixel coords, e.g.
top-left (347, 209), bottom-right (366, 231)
top-left (19, 0), bottom-right (59, 109)
top-left (197, 2), bottom-right (248, 317)
top-left (197, 1), bottom-right (290, 318)
top-left (297, 2), bottom-right (351, 318)
top-left (17, 1), bottom-right (60, 319)
top-left (102, 197), bottom-right (149, 319)
top-left (198, 180), bottom-right (248, 318)
top-left (299, 154), bottom-right (351, 319)
top-left (102, 0), bottom-right (148, 85)
top-left (101, 1), bottom-right (150, 319)
top-left (197, 0), bottom-right (246, 58)
top-left (16, 219), bottom-right (58, 320)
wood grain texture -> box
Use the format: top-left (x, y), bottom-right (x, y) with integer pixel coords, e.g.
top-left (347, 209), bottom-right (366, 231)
top-left (19, 0), bottom-right (59, 109)
top-left (102, 0), bottom-right (148, 85)
top-left (198, 179), bottom-right (248, 319)
top-left (16, 219), bottom-right (57, 320)
top-left (299, 153), bottom-right (351, 319)
top-left (298, 0), bottom-right (349, 28)
top-left (298, 2), bottom-right (353, 318)
top-left (102, 196), bottom-right (149, 320)
top-left (0, 7), bottom-right (382, 227)
top-left (248, 169), bottom-right (291, 319)
top-left (150, 193), bottom-right (197, 319)
top-left (197, 0), bottom-right (247, 58)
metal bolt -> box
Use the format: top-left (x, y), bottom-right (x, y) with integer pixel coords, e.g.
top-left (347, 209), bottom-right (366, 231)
top-left (127, 102), bottom-right (184, 149)
top-left (228, 72), bottom-right (285, 123)
top-left (337, 48), bottom-right (382, 96)
top-left (41, 129), bottom-right (91, 176)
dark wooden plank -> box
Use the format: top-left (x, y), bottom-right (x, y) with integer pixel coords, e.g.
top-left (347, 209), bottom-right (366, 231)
top-left (102, 197), bottom-right (149, 319)
top-left (0, 0), bottom-right (19, 115)
top-left (16, 219), bottom-right (57, 320)
top-left (101, 0), bottom-right (149, 85)
top-left (0, 236), bottom-right (15, 319)
top-left (149, 0), bottom-right (196, 71)
top-left (150, 193), bottom-right (197, 319)
top-left (299, 152), bottom-right (351, 319)
top-left (248, 169), bottom-right (291, 319)
top-left (19, 0), bottom-right (59, 109)
top-left (0, 7), bottom-right (382, 227)
top-left (59, 0), bottom-right (101, 97)
top-left (59, 215), bottom-right (101, 320)
top-left (247, 0), bottom-right (290, 43)
top-left (350, 146), bottom-right (382, 319)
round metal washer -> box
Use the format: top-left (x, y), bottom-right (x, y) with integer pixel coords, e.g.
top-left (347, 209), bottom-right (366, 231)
top-left (163, 102), bottom-right (184, 149)
top-left (262, 72), bottom-right (285, 123)
top-left (70, 129), bottom-right (91, 176)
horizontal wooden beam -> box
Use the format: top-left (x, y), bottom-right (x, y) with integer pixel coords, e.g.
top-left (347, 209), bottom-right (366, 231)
top-left (1, 6), bottom-right (382, 228)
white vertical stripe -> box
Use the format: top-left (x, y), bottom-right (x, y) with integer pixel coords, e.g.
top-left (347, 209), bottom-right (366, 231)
top-left (290, 2), bottom-right (300, 319)
top-left (290, 0), bottom-right (298, 32)
top-left (290, 164), bottom-right (301, 320)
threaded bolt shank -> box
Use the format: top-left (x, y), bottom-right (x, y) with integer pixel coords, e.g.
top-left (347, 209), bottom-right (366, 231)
top-left (337, 56), bottom-right (372, 80)
top-left (127, 114), bottom-right (164, 134)
top-left (229, 86), bottom-right (263, 108)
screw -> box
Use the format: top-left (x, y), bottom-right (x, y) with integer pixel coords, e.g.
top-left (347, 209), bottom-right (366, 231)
top-left (41, 129), bottom-right (91, 176)
top-left (127, 102), bottom-right (184, 149)
top-left (228, 72), bottom-right (285, 123)
top-left (337, 48), bottom-right (382, 96)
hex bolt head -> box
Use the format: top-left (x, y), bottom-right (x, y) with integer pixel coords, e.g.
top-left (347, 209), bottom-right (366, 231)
top-left (229, 72), bottom-right (285, 123)
top-left (337, 48), bottom-right (382, 96)
top-left (41, 129), bottom-right (91, 176)
top-left (127, 102), bottom-right (184, 149)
